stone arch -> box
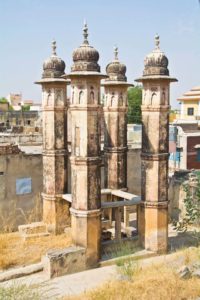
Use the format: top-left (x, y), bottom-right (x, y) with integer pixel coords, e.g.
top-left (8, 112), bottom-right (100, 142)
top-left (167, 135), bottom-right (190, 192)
top-left (162, 88), bottom-right (166, 105)
top-left (150, 92), bottom-right (156, 105)
top-left (79, 91), bottom-right (84, 104)
top-left (90, 91), bottom-right (94, 104)
top-left (47, 89), bottom-right (52, 106)
top-left (105, 95), bottom-right (108, 106)
top-left (55, 89), bottom-right (62, 106)
top-left (119, 93), bottom-right (123, 106)
top-left (111, 92), bottom-right (115, 106)
top-left (143, 91), bottom-right (147, 105)
top-left (71, 86), bottom-right (75, 104)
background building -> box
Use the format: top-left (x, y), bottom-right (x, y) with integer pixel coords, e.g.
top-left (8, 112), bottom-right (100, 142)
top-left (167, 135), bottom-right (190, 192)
top-left (178, 86), bottom-right (200, 120)
top-left (7, 93), bottom-right (22, 107)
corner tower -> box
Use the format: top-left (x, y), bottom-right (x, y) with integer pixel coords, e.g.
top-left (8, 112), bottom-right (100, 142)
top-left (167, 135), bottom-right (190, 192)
top-left (36, 41), bottom-right (69, 233)
top-left (136, 35), bottom-right (177, 252)
top-left (102, 47), bottom-right (132, 189)
top-left (67, 23), bottom-right (107, 267)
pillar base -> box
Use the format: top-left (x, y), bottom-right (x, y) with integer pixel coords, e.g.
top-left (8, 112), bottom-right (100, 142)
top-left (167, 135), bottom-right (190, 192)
top-left (138, 201), bottom-right (168, 253)
top-left (70, 208), bottom-right (101, 268)
top-left (42, 193), bottom-right (71, 234)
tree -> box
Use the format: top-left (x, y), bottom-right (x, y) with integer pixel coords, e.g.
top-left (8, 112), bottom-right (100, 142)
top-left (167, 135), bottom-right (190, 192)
top-left (127, 86), bottom-right (142, 124)
top-left (22, 105), bottom-right (30, 112)
top-left (0, 97), bottom-right (8, 103)
top-left (173, 173), bottom-right (200, 232)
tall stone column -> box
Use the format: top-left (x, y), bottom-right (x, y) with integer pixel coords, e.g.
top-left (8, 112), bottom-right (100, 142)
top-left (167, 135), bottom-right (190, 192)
top-left (36, 41), bottom-right (69, 234)
top-left (136, 35), bottom-right (177, 253)
top-left (102, 47), bottom-right (132, 190)
top-left (66, 23), bottom-right (107, 267)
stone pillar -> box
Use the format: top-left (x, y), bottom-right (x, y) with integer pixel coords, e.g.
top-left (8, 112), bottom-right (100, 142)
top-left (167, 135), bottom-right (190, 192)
top-left (36, 41), bottom-right (69, 234)
top-left (102, 47), bottom-right (132, 190)
top-left (136, 35), bottom-right (177, 253)
top-left (114, 207), bottom-right (122, 241)
top-left (66, 23), bottom-right (107, 267)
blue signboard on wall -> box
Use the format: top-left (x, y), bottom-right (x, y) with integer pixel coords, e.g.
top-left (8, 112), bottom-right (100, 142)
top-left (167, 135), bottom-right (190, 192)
top-left (169, 126), bottom-right (178, 142)
top-left (16, 178), bottom-right (32, 195)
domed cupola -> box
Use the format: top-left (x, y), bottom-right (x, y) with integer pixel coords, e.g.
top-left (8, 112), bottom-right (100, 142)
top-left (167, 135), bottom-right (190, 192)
top-left (143, 34), bottom-right (169, 76)
top-left (42, 40), bottom-right (65, 79)
top-left (106, 47), bottom-right (127, 82)
top-left (71, 22), bottom-right (100, 73)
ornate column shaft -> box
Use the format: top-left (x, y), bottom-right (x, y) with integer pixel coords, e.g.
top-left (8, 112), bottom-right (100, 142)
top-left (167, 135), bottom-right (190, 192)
top-left (136, 35), bottom-right (177, 253)
top-left (102, 47), bottom-right (132, 190)
top-left (36, 41), bottom-right (69, 233)
top-left (66, 23), bottom-right (107, 267)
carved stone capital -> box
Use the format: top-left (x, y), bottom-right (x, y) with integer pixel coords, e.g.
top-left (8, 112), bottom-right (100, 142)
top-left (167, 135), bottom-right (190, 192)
top-left (104, 146), bottom-right (128, 153)
top-left (141, 105), bottom-right (170, 112)
top-left (141, 153), bottom-right (169, 161)
top-left (43, 149), bottom-right (67, 156)
top-left (42, 193), bottom-right (64, 201)
top-left (43, 106), bottom-right (67, 112)
top-left (70, 105), bottom-right (101, 112)
top-left (70, 156), bottom-right (102, 165)
top-left (103, 107), bottom-right (127, 113)
top-left (140, 201), bottom-right (168, 209)
top-left (70, 207), bottom-right (101, 218)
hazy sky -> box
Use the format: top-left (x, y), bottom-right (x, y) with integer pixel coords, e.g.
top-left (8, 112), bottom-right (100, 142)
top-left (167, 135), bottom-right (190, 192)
top-left (0, 0), bottom-right (200, 108)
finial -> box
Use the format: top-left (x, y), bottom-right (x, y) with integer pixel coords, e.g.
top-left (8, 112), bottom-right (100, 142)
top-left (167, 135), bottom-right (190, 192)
top-left (52, 39), bottom-right (57, 56)
top-left (83, 20), bottom-right (89, 45)
top-left (155, 34), bottom-right (160, 50)
top-left (114, 46), bottom-right (118, 60)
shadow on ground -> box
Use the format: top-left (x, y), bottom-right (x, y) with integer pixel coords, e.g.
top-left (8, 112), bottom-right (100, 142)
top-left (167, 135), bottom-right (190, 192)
top-left (169, 229), bottom-right (200, 252)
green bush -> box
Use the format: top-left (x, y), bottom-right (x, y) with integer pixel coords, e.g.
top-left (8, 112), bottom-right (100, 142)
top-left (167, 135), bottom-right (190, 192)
top-left (0, 97), bottom-right (8, 104)
top-left (127, 86), bottom-right (142, 124)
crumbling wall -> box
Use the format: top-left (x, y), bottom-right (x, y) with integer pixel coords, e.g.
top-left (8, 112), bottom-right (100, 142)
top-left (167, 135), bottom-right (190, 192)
top-left (0, 144), bottom-right (43, 231)
top-left (168, 170), bottom-right (198, 222)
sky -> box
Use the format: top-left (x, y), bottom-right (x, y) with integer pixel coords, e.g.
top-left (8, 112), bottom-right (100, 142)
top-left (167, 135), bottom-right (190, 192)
top-left (0, 0), bottom-right (200, 108)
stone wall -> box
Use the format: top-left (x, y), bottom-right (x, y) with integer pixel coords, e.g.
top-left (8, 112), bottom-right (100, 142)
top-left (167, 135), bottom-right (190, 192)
top-left (0, 133), bottom-right (42, 145)
top-left (168, 170), bottom-right (196, 221)
top-left (0, 145), bottom-right (43, 231)
top-left (127, 148), bottom-right (141, 195)
top-left (0, 145), bottom-right (141, 230)
top-left (1, 143), bottom-right (193, 230)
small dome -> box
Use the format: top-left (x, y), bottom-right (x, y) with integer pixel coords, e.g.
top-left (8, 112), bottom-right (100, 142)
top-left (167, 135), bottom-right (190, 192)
top-left (42, 40), bottom-right (65, 79)
top-left (71, 23), bottom-right (100, 72)
top-left (106, 47), bottom-right (127, 82)
top-left (143, 35), bottom-right (169, 76)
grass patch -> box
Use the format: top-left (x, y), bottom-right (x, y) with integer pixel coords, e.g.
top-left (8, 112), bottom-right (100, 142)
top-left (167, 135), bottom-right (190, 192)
top-left (102, 239), bottom-right (141, 260)
top-left (0, 283), bottom-right (44, 300)
top-left (117, 257), bottom-right (140, 280)
top-left (64, 263), bottom-right (200, 300)
top-left (64, 246), bottom-right (200, 300)
top-left (0, 232), bottom-right (72, 270)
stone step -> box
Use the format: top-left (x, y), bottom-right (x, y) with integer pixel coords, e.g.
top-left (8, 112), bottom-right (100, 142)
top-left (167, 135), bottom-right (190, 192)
top-left (18, 222), bottom-right (50, 240)
top-left (18, 222), bottom-right (47, 235)
top-left (22, 232), bottom-right (50, 241)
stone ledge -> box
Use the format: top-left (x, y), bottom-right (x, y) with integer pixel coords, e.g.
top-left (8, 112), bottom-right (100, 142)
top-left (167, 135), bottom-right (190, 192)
top-left (140, 201), bottom-right (168, 209)
top-left (18, 222), bottom-right (47, 235)
top-left (100, 249), bottom-right (155, 267)
top-left (42, 246), bottom-right (86, 279)
top-left (18, 222), bottom-right (50, 240)
top-left (0, 263), bottom-right (43, 283)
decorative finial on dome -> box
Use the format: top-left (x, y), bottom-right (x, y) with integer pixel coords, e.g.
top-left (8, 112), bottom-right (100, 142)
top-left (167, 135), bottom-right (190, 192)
top-left (114, 46), bottom-right (118, 61)
top-left (155, 34), bottom-right (160, 50)
top-left (52, 40), bottom-right (57, 56)
top-left (83, 20), bottom-right (89, 45)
